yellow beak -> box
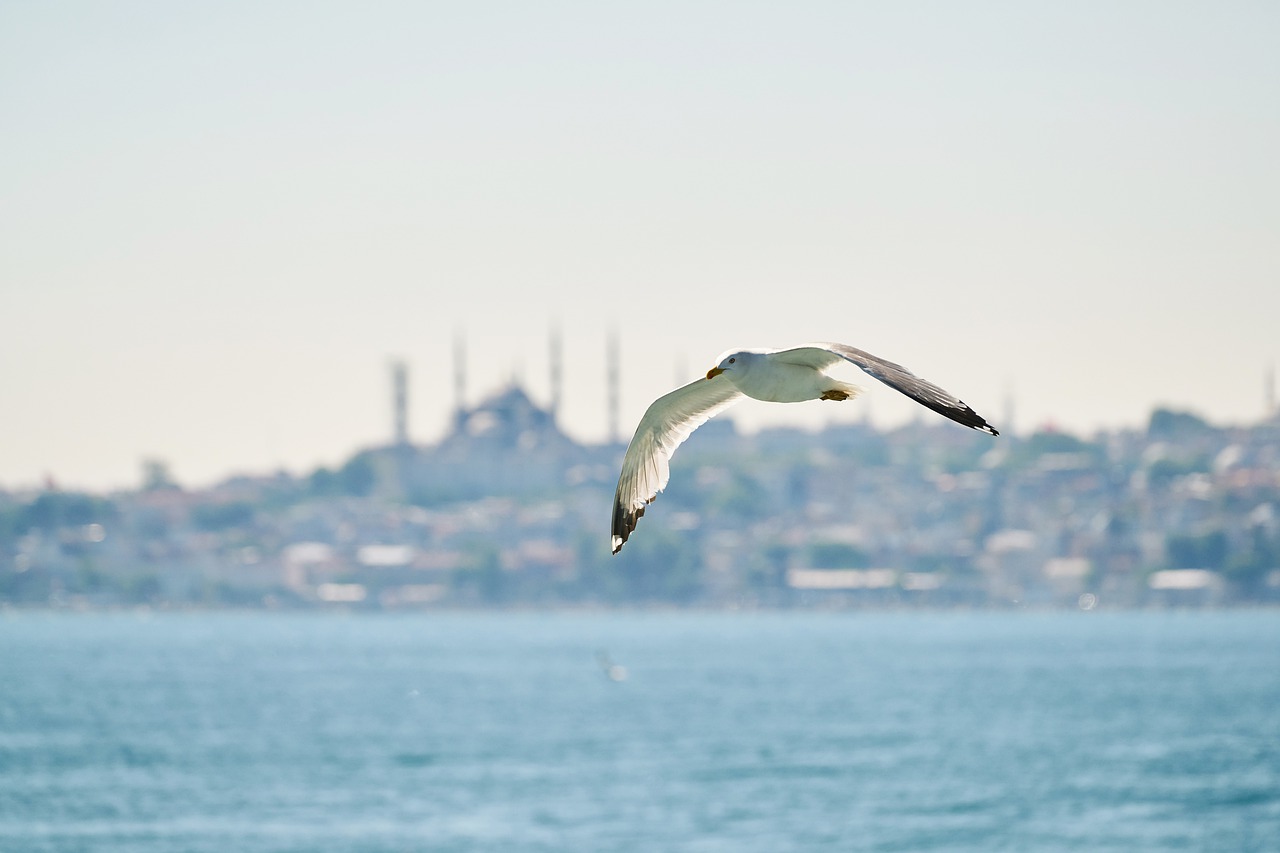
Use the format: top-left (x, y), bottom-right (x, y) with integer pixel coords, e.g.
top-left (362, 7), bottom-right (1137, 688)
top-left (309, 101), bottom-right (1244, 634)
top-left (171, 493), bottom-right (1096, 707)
top-left (706, 367), bottom-right (725, 380)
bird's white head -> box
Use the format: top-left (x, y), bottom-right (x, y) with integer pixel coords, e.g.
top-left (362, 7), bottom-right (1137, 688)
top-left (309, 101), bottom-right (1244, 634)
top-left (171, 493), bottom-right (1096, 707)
top-left (706, 349), bottom-right (750, 380)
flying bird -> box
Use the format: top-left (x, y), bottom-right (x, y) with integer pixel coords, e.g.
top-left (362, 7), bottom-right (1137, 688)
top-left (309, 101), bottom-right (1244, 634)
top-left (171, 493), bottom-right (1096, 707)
top-left (611, 342), bottom-right (998, 554)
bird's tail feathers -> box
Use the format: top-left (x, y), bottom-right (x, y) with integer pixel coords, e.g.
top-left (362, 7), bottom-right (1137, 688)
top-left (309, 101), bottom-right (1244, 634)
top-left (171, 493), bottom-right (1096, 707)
top-left (833, 381), bottom-right (863, 399)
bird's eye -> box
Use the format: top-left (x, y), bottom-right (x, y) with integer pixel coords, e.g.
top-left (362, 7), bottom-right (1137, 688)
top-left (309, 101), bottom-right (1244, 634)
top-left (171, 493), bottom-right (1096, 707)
top-left (728, 358), bottom-right (736, 364)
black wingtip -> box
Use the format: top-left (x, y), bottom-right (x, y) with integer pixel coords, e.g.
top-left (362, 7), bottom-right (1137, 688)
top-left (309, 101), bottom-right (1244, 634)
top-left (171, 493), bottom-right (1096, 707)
top-left (966, 409), bottom-right (999, 436)
top-left (611, 496), bottom-right (654, 555)
top-left (934, 400), bottom-right (999, 437)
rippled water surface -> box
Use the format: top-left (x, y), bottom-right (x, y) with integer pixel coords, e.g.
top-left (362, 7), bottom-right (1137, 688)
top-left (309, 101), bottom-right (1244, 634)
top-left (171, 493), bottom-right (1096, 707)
top-left (1, 610), bottom-right (1278, 851)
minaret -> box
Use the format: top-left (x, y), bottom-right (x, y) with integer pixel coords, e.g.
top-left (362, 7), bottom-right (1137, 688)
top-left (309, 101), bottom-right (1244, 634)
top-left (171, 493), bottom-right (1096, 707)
top-left (1003, 381), bottom-right (1016, 438)
top-left (1267, 364), bottom-right (1276, 420)
top-left (453, 330), bottom-right (467, 424)
top-left (391, 360), bottom-right (409, 446)
top-left (607, 331), bottom-right (620, 444)
top-left (549, 326), bottom-right (563, 424)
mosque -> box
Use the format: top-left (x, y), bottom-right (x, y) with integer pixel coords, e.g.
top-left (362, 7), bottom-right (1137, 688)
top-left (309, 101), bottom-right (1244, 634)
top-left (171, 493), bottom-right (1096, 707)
top-left (375, 334), bottom-right (622, 503)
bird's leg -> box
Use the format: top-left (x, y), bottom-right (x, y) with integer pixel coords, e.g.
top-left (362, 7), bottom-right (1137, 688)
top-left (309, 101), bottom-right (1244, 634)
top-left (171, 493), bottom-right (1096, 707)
top-left (820, 389), bottom-right (851, 401)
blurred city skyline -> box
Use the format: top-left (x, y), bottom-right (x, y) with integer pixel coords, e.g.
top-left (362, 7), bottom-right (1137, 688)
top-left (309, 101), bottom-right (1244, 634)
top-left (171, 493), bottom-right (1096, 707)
top-left (4, 347), bottom-right (1276, 496)
top-left (4, 2), bottom-right (1278, 491)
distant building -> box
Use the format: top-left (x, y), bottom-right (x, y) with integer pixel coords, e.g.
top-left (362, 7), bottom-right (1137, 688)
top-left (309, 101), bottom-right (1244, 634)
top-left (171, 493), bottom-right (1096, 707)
top-left (403, 384), bottom-right (584, 502)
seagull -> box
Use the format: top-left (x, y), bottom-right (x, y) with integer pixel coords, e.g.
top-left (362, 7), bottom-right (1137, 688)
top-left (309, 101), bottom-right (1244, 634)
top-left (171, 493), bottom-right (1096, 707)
top-left (611, 342), bottom-right (998, 554)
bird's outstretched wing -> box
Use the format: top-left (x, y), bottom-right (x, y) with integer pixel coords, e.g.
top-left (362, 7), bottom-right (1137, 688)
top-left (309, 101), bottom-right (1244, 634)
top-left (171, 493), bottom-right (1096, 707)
top-left (612, 376), bottom-right (743, 554)
top-left (773, 342), bottom-right (999, 436)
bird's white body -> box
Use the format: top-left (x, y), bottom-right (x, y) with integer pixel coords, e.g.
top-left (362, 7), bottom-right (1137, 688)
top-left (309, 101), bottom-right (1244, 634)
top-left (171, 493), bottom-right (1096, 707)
top-left (712, 348), bottom-right (860, 404)
top-left (610, 341), bottom-right (998, 554)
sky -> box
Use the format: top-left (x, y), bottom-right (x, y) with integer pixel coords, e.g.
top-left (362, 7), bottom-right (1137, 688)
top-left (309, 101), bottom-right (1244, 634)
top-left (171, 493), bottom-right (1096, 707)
top-left (3, 1), bottom-right (1278, 492)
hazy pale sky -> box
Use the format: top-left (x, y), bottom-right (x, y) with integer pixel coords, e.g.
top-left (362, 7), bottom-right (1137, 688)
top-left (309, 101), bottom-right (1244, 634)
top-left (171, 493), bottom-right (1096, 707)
top-left (3, 1), bottom-right (1278, 492)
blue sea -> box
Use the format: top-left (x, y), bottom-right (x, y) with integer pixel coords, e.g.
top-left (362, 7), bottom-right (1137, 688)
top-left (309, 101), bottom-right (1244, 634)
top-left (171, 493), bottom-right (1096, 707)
top-left (1, 610), bottom-right (1277, 852)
